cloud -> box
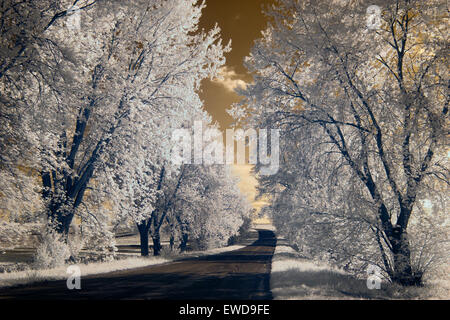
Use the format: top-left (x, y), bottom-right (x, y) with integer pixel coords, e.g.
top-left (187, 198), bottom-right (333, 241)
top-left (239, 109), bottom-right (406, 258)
top-left (212, 66), bottom-right (248, 92)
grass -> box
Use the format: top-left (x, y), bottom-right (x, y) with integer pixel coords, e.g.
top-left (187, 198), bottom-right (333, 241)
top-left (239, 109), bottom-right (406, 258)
top-left (0, 256), bottom-right (169, 289)
top-left (270, 241), bottom-right (450, 300)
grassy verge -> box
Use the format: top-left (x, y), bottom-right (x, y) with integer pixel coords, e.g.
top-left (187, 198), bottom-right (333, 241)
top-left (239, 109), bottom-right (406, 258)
top-left (270, 238), bottom-right (449, 300)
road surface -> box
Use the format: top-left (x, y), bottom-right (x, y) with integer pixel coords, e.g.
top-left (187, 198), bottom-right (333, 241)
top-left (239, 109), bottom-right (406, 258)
top-left (0, 229), bottom-right (276, 300)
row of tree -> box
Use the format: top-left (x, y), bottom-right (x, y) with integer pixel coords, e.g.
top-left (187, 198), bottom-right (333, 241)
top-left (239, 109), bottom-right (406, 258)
top-left (231, 0), bottom-right (449, 286)
top-left (0, 0), bottom-right (251, 260)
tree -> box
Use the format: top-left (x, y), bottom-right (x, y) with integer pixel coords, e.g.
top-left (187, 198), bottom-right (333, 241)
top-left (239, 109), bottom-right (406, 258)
top-left (103, 2), bottom-right (230, 255)
top-left (0, 0), bottom-right (98, 80)
top-left (131, 121), bottom-right (252, 256)
top-left (1, 0), bottom-right (229, 244)
top-left (231, 0), bottom-right (449, 285)
top-left (0, 0), bottom-right (99, 233)
top-left (171, 163), bottom-right (251, 252)
top-left (0, 0), bottom-right (97, 170)
top-left (117, 118), bottom-right (251, 256)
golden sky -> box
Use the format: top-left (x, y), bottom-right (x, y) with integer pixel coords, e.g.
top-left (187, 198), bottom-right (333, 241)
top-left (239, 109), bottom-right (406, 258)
top-left (198, 0), bottom-right (275, 129)
top-left (232, 164), bottom-right (271, 224)
top-left (198, 1), bottom-right (275, 221)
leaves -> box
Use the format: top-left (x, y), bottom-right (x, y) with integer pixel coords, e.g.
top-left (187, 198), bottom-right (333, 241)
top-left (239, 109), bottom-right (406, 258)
top-left (0, 0), bottom-right (244, 255)
top-left (233, 0), bottom-right (449, 281)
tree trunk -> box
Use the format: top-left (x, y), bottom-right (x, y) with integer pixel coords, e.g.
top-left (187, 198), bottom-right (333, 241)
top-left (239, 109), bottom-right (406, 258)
top-left (137, 224), bottom-right (149, 257)
top-left (169, 234), bottom-right (174, 251)
top-left (390, 226), bottom-right (421, 286)
top-left (152, 233), bottom-right (162, 256)
top-left (179, 233), bottom-right (188, 253)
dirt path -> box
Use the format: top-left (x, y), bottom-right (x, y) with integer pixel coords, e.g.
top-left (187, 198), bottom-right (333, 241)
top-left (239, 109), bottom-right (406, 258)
top-left (0, 229), bottom-right (276, 300)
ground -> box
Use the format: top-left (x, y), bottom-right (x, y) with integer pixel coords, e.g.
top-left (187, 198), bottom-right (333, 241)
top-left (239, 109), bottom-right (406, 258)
top-left (0, 229), bottom-right (275, 299)
top-left (0, 225), bottom-right (448, 299)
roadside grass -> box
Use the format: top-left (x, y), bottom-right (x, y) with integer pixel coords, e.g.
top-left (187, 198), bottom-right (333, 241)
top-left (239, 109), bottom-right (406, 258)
top-left (270, 241), bottom-right (449, 300)
top-left (0, 256), bottom-right (169, 289)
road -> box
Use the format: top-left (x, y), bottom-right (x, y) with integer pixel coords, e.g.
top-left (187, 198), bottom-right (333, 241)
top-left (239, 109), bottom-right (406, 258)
top-left (0, 229), bottom-right (276, 300)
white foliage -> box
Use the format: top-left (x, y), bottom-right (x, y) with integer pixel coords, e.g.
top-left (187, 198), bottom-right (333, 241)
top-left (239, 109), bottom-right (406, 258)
top-left (232, 0), bottom-right (449, 283)
top-left (33, 231), bottom-right (70, 269)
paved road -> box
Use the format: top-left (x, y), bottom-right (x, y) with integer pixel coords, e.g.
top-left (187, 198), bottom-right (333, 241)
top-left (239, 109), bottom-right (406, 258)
top-left (0, 229), bottom-right (276, 300)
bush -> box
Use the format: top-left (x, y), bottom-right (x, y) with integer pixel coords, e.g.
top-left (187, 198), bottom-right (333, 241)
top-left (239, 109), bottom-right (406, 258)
top-left (33, 231), bottom-right (70, 269)
top-left (83, 229), bottom-right (117, 262)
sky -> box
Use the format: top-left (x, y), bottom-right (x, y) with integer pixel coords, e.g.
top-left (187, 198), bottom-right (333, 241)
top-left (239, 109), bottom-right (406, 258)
top-left (198, 0), bottom-right (276, 220)
top-left (198, 0), bottom-right (275, 129)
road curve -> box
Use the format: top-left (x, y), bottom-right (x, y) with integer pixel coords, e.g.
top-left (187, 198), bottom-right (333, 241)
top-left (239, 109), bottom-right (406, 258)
top-left (0, 229), bottom-right (276, 300)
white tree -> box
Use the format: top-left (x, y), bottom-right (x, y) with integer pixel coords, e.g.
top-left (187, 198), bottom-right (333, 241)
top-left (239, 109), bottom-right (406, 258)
top-left (134, 120), bottom-right (253, 255)
top-left (1, 0), bottom-right (230, 253)
top-left (104, 6), bottom-right (229, 256)
top-left (231, 0), bottom-right (449, 285)
top-left (172, 163), bottom-right (251, 252)
top-left (0, 0), bottom-right (99, 242)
